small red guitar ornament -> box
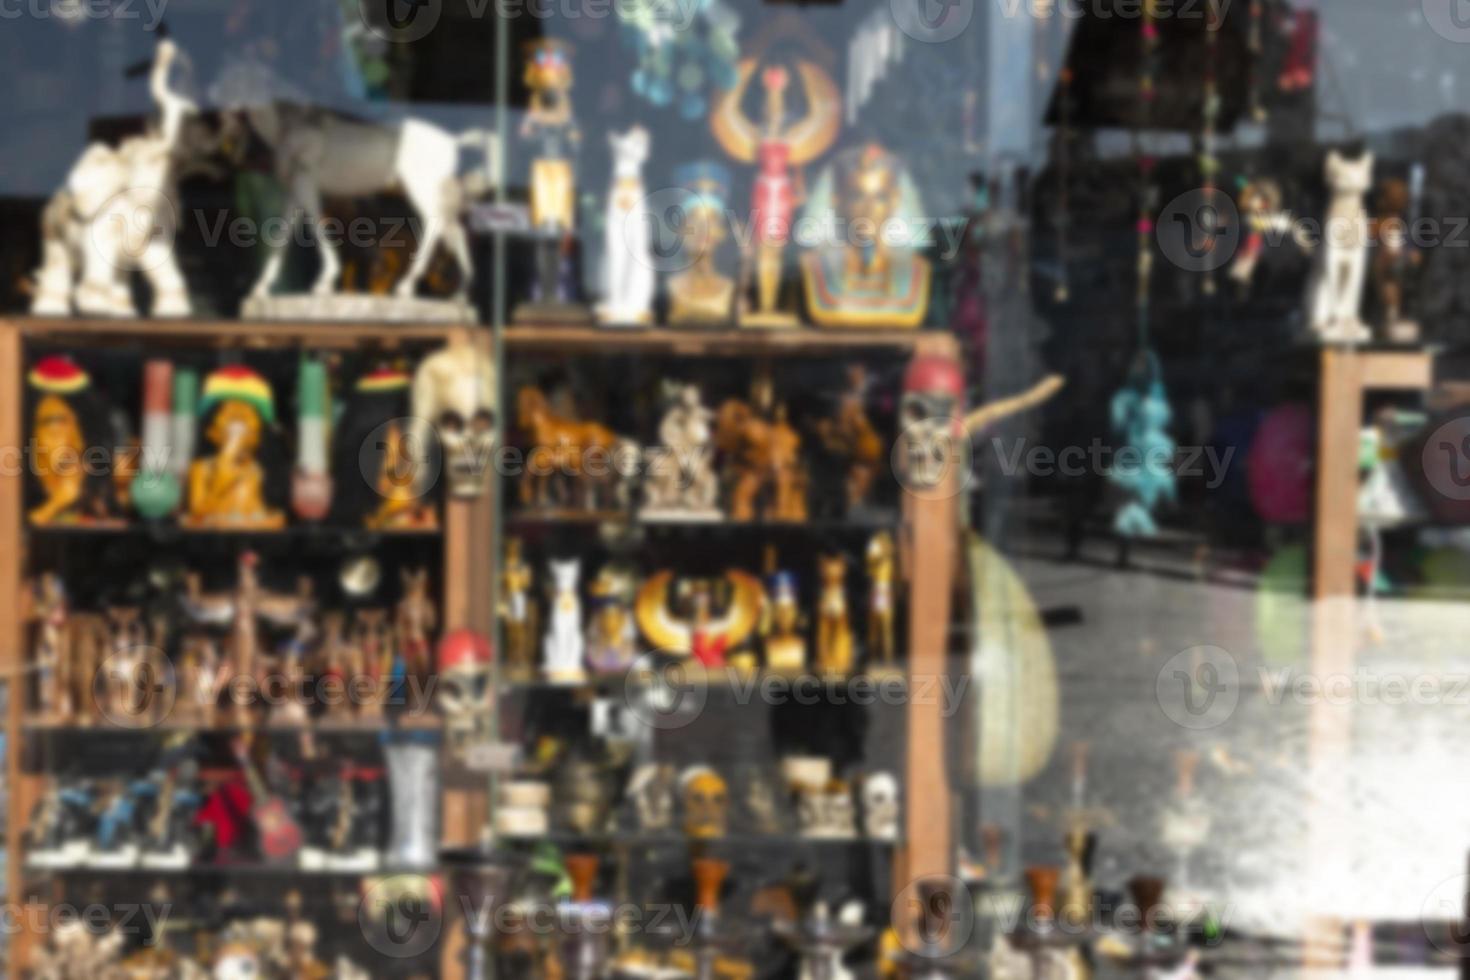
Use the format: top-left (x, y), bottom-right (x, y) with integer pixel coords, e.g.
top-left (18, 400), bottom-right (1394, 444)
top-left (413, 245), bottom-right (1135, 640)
top-left (232, 732), bottom-right (303, 862)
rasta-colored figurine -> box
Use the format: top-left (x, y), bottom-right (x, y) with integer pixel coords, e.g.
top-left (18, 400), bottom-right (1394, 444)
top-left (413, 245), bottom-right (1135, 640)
top-left (27, 356), bottom-right (120, 525)
top-left (332, 367), bottom-right (436, 530)
top-left (184, 366), bottom-right (286, 529)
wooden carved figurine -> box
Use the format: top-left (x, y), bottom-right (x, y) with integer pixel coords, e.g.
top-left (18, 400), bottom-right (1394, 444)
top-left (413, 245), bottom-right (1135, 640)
top-left (815, 556), bottom-right (853, 677)
top-left (502, 537), bottom-right (538, 678)
top-left (516, 386), bottom-right (634, 511)
top-left (318, 613), bottom-right (354, 725)
top-left (103, 606), bottom-right (149, 725)
top-left (712, 59), bottom-right (841, 327)
top-left (714, 397), bottom-right (808, 522)
top-left (185, 366), bottom-right (285, 529)
top-left (352, 610), bottom-right (395, 721)
top-left (33, 574), bottom-right (70, 721)
top-left (866, 532), bottom-right (895, 668)
top-left (396, 567), bottom-right (436, 681)
top-left (817, 364), bottom-right (883, 513)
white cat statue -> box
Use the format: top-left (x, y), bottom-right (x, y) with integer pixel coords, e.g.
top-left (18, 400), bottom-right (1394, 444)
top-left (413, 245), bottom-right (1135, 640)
top-left (542, 559), bottom-right (586, 682)
top-left (597, 127), bottom-right (656, 326)
top-left (1308, 150), bottom-right (1374, 344)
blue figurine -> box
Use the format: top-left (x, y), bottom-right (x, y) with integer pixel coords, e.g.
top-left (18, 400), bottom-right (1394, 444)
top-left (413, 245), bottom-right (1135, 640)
top-left (1109, 351), bottom-right (1176, 538)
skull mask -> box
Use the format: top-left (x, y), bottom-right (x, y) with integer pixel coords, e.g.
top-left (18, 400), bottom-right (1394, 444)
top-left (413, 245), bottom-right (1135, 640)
top-left (798, 781), bottom-right (857, 839)
top-left (681, 766), bottom-right (729, 839)
top-left (861, 772), bottom-right (900, 840)
top-left (412, 345), bottom-right (497, 499)
top-left (628, 763), bottom-right (676, 831)
top-left (435, 629), bottom-right (493, 746)
top-left (898, 354), bottom-right (965, 492)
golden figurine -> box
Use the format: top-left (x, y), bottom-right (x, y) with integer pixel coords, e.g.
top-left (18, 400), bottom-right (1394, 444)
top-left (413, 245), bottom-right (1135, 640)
top-left (636, 570), bottom-right (762, 669)
top-left (814, 555), bottom-right (853, 677)
top-left (502, 537), bottom-right (538, 678)
top-left (801, 144), bottom-right (932, 329)
top-left (714, 397), bottom-right (808, 522)
top-left (865, 532), bottom-right (896, 669)
top-left (27, 356), bottom-right (115, 525)
top-left (711, 59), bottom-right (841, 327)
top-left (667, 162), bottom-right (737, 326)
top-left (763, 570), bottom-right (806, 674)
top-left (184, 366), bottom-right (285, 529)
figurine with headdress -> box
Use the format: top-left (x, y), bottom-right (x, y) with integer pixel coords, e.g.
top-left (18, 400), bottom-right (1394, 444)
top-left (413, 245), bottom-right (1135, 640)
top-left (585, 566), bottom-right (636, 675)
top-left (331, 366), bottom-right (437, 530)
top-left (26, 356), bottom-right (122, 525)
top-left (184, 365), bottom-right (286, 528)
top-left (516, 38), bottom-right (589, 322)
top-left (801, 143), bottom-right (932, 328)
top-left (668, 161), bottom-right (737, 326)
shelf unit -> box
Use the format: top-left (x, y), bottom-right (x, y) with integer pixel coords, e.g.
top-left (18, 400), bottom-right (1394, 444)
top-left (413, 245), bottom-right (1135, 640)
top-left (475, 327), bottom-right (963, 969)
top-left (0, 317), bottom-right (495, 977)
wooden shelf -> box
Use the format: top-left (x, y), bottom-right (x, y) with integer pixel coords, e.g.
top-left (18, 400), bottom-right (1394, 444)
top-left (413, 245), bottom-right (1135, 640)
top-left (497, 832), bottom-right (901, 848)
top-left (505, 324), bottom-right (929, 356)
top-left (11, 316), bottom-right (472, 348)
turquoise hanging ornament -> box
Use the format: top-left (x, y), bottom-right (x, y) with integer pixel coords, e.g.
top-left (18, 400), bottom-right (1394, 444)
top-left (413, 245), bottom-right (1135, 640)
top-left (1109, 350), bottom-right (1176, 538)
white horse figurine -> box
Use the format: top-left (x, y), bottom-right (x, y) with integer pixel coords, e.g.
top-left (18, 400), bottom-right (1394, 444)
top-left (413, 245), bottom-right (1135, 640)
top-left (597, 127), bottom-right (655, 325)
top-left (542, 559), bottom-right (586, 681)
top-left (216, 62), bottom-right (497, 305)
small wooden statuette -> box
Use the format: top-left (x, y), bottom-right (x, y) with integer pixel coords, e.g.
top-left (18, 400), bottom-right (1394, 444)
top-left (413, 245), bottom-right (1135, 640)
top-left (814, 556), bottom-right (853, 677)
top-left (713, 387), bottom-right (807, 521)
top-left (184, 366), bottom-right (285, 529)
top-left (32, 573), bottom-right (71, 723)
top-left (502, 537), bottom-right (538, 679)
top-left (352, 610), bottom-right (395, 722)
top-left (317, 613), bottom-right (355, 726)
top-left (395, 567), bottom-right (436, 684)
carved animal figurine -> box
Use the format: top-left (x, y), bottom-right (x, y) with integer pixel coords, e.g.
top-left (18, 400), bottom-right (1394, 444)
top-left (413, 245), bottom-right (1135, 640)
top-left (185, 366), bottom-right (285, 529)
top-left (31, 39), bottom-right (198, 319)
top-left (213, 58), bottom-right (496, 307)
top-left (865, 533), bottom-right (896, 668)
top-left (817, 364), bottom-right (884, 513)
top-left (542, 559), bottom-right (586, 682)
top-left (711, 60), bottom-right (842, 327)
top-left (714, 399), bottom-right (808, 521)
top-left (598, 127), bottom-right (655, 325)
top-left (395, 567), bottom-right (436, 681)
top-left (642, 383), bottom-right (720, 519)
top-left (815, 556), bottom-right (853, 676)
top-left (1308, 150), bottom-right (1374, 344)
top-left (502, 537), bottom-right (538, 677)
top-left (516, 386), bottom-right (635, 510)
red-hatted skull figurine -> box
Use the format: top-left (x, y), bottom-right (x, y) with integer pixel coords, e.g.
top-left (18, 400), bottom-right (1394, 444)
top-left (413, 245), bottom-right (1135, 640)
top-left (898, 354), bottom-right (965, 491)
top-left (436, 628), bottom-right (493, 749)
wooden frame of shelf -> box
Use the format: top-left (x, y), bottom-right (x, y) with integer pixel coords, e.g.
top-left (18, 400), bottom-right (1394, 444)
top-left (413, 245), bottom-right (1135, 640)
top-left (1306, 345), bottom-right (1434, 964)
top-left (0, 317), bottom-right (493, 978)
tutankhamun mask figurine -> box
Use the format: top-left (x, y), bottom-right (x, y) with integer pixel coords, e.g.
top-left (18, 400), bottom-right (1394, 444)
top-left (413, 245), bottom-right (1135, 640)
top-left (667, 162), bottom-right (737, 326)
top-left (185, 366), bottom-right (285, 528)
top-left (802, 143), bottom-right (932, 328)
top-left (712, 58), bottom-right (841, 327)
